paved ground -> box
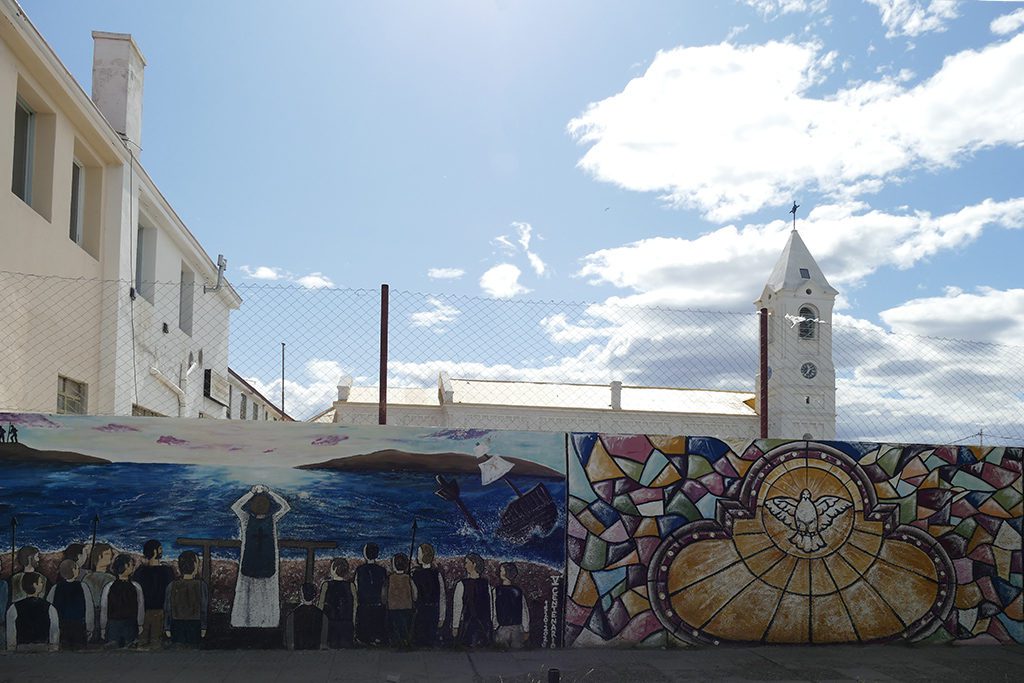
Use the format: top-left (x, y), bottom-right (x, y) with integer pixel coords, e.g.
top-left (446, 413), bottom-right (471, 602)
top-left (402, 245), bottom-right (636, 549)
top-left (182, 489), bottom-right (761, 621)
top-left (1, 644), bottom-right (1022, 682)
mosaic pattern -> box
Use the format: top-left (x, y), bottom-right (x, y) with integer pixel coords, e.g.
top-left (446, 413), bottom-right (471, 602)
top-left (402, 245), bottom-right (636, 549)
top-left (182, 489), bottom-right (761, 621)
top-left (566, 435), bottom-right (1023, 647)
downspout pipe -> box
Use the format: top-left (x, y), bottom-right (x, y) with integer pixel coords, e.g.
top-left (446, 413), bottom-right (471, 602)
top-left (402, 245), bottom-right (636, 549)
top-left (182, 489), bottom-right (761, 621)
top-left (150, 366), bottom-right (185, 417)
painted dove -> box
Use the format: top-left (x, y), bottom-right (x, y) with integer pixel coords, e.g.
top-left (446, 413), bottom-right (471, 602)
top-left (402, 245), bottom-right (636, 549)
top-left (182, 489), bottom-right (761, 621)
top-left (765, 489), bottom-right (852, 553)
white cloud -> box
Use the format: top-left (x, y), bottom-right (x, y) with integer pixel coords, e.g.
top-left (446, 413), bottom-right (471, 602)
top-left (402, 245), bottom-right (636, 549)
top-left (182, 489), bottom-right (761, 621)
top-left (526, 252), bottom-right (547, 277)
top-left (490, 221), bottom-right (548, 277)
top-left (240, 265), bottom-right (287, 281)
top-left (568, 34), bottom-right (1024, 221)
top-left (991, 8), bottom-right (1024, 35)
top-left (878, 286), bottom-right (1024, 344)
top-left (743, 0), bottom-right (829, 18)
top-left (427, 267), bottom-right (465, 280)
top-left (512, 222), bottom-right (548, 276)
top-left (514, 221), bottom-right (534, 251)
top-left (726, 24), bottom-right (750, 42)
top-left (863, 0), bottom-right (960, 38)
top-left (294, 272), bottom-right (335, 289)
top-left (242, 359), bottom-right (358, 421)
top-left (576, 197), bottom-right (1024, 311)
top-left (493, 235), bottom-right (517, 253)
top-left (410, 297), bottom-right (461, 331)
top-left (479, 264), bottom-right (530, 299)
top-left (239, 265), bottom-right (336, 289)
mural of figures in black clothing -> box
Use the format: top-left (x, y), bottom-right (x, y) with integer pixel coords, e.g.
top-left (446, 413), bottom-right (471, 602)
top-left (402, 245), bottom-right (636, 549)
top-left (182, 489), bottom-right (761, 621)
top-left (285, 583), bottom-right (328, 650)
top-left (81, 542), bottom-right (114, 642)
top-left (163, 551), bottom-right (208, 647)
top-left (230, 485), bottom-right (290, 628)
top-left (452, 554), bottom-right (492, 647)
top-left (317, 558), bottom-right (356, 648)
top-left (386, 553), bottom-right (415, 648)
top-left (411, 543), bottom-right (446, 648)
top-left (47, 560), bottom-right (94, 649)
top-left (0, 557), bottom-right (7, 650)
top-left (100, 554), bottom-right (144, 647)
top-left (354, 543), bottom-right (387, 645)
top-left (132, 540), bottom-right (175, 648)
top-left (493, 562), bottom-right (529, 649)
top-left (10, 546), bottom-right (46, 603)
top-left (6, 573), bottom-right (59, 651)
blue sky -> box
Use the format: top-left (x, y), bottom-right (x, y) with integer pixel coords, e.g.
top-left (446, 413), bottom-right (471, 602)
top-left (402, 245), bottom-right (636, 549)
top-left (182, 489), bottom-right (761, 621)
top-left (20, 0), bottom-right (1024, 434)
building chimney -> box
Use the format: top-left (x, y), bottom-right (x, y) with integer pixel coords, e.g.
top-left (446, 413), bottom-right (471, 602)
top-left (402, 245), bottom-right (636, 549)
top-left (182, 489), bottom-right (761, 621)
top-left (610, 381), bottom-right (622, 410)
top-left (336, 375), bottom-right (353, 402)
top-left (438, 372), bottom-right (454, 405)
top-left (91, 32), bottom-right (146, 149)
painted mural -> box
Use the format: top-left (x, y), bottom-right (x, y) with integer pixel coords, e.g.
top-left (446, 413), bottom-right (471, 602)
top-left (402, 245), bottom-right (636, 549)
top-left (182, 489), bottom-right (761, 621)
top-left (0, 413), bottom-right (565, 651)
top-left (566, 435), bottom-right (1023, 647)
top-left (1, 416), bottom-right (1021, 651)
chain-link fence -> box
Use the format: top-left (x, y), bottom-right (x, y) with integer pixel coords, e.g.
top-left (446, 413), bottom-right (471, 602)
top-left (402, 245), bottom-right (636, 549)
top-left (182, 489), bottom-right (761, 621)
top-left (2, 271), bottom-right (1022, 445)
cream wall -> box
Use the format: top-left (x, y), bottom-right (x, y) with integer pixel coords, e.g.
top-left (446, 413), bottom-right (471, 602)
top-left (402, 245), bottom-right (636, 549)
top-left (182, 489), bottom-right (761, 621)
top-left (331, 401), bottom-right (759, 437)
top-left (0, 8), bottom-right (238, 417)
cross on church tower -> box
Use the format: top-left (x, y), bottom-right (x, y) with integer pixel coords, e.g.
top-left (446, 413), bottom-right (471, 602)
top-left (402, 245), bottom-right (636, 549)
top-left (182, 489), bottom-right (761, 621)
top-left (790, 201), bottom-right (800, 231)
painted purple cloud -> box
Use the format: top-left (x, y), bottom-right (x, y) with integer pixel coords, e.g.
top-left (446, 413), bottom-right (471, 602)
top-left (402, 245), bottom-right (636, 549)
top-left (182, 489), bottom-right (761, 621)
top-left (95, 423), bottom-right (140, 433)
top-left (157, 435), bottom-right (189, 446)
top-left (263, 449), bottom-right (276, 453)
top-left (0, 413), bottom-right (61, 429)
top-left (311, 435), bottom-right (348, 446)
top-left (425, 428), bottom-right (492, 440)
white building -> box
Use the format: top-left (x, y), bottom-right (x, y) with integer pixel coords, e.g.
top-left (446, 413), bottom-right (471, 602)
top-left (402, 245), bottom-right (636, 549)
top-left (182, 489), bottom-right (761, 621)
top-left (0, 2), bottom-right (241, 418)
top-left (315, 230), bottom-right (837, 439)
top-left (223, 368), bottom-right (292, 422)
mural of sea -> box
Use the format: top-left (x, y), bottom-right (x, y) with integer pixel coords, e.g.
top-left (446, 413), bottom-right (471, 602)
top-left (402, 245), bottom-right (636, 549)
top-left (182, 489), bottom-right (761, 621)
top-left (0, 415), bottom-right (568, 650)
top-left (3, 462), bottom-right (565, 568)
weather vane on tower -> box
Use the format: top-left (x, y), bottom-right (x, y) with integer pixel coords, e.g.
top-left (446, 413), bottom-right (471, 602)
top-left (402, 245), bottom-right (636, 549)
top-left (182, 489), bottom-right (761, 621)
top-left (789, 201), bottom-right (800, 231)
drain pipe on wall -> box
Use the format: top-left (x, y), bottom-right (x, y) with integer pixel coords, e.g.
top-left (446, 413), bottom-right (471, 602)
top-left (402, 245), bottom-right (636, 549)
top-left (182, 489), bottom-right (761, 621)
top-left (150, 366), bottom-right (185, 417)
top-left (181, 358), bottom-right (199, 417)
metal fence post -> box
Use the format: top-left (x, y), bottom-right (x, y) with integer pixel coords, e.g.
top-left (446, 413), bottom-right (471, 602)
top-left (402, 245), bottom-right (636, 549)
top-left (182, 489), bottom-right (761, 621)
top-left (379, 283), bottom-right (389, 425)
top-left (759, 307), bottom-right (768, 439)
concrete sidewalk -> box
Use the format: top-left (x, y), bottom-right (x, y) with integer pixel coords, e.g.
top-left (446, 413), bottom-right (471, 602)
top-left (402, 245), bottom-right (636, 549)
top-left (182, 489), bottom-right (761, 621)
top-left (1, 645), bottom-right (1022, 682)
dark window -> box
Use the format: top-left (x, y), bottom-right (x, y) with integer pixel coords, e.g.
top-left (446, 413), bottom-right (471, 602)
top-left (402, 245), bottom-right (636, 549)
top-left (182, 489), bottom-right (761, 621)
top-left (12, 99), bottom-right (33, 202)
top-left (798, 306), bottom-right (817, 339)
top-left (70, 162), bottom-right (83, 243)
top-left (799, 268), bottom-right (810, 279)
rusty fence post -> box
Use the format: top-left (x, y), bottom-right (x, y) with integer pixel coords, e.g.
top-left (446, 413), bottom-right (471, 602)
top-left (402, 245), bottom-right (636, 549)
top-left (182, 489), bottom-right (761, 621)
top-left (379, 284), bottom-right (389, 425)
top-left (759, 307), bottom-right (768, 439)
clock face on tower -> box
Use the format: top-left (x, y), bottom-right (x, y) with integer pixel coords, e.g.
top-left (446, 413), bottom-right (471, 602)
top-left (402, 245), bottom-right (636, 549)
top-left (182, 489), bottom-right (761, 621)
top-left (801, 362), bottom-right (818, 379)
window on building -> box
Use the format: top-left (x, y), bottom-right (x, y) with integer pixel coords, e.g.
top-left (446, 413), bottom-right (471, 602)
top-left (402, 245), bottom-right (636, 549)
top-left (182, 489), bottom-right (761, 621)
top-left (135, 224), bottom-right (156, 303)
top-left (799, 268), bottom-right (810, 279)
top-left (179, 264), bottom-right (195, 335)
top-left (12, 98), bottom-right (34, 203)
top-left (798, 305), bottom-right (817, 339)
top-left (240, 394), bottom-right (248, 420)
top-left (57, 376), bottom-right (87, 414)
top-left (69, 161), bottom-right (84, 244)
top-left (227, 385), bottom-right (233, 419)
top-left (252, 402), bottom-right (258, 420)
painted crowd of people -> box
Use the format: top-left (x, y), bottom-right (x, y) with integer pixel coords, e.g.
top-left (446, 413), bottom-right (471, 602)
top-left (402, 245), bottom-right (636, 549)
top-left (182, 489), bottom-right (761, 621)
top-left (2, 542), bottom-right (207, 652)
top-left (284, 543), bottom-right (530, 651)
top-left (1, 541), bottom-right (530, 652)
top-left (3, 484), bottom-right (533, 652)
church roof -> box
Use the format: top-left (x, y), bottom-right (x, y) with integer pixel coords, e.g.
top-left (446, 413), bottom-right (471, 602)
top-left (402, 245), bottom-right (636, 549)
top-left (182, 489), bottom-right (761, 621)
top-left (763, 230), bottom-right (837, 296)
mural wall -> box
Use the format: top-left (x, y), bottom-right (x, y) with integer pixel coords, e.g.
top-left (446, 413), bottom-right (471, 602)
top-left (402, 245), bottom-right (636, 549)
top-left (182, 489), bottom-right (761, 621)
top-left (0, 413), bottom-right (565, 651)
top-left (0, 414), bottom-right (1020, 651)
top-left (566, 435), bottom-right (1022, 647)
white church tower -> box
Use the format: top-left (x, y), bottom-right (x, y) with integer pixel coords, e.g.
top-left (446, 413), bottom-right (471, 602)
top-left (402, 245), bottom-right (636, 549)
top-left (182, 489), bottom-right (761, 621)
top-left (755, 221), bottom-right (838, 440)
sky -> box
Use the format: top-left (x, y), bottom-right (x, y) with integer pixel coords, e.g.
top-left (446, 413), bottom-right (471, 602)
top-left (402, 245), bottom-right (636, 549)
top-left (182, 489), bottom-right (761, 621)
top-left (19, 0), bottom-right (1024, 438)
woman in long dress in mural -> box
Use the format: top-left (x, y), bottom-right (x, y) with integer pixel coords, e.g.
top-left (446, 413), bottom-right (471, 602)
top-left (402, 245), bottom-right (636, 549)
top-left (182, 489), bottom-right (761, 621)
top-left (230, 484), bottom-right (291, 628)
